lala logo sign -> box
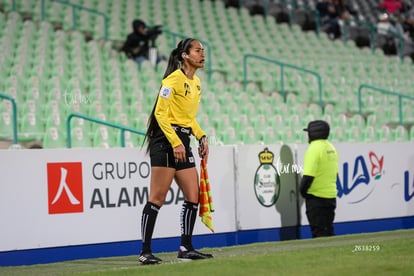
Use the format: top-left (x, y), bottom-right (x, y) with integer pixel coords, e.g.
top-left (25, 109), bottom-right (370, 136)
top-left (337, 151), bottom-right (384, 204)
top-left (404, 170), bottom-right (414, 202)
top-left (47, 162), bottom-right (84, 214)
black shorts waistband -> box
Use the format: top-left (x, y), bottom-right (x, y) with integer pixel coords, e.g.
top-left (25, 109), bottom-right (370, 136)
top-left (172, 125), bottom-right (191, 135)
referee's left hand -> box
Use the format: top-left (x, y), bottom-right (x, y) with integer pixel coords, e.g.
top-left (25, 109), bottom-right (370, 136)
top-left (198, 136), bottom-right (209, 163)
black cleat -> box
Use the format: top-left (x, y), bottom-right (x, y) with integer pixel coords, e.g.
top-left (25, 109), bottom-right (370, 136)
top-left (177, 248), bottom-right (213, 261)
top-left (138, 252), bottom-right (162, 265)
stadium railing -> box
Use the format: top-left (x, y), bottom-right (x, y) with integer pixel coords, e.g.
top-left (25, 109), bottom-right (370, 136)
top-left (0, 93), bottom-right (18, 145)
top-left (66, 113), bottom-right (146, 148)
top-left (357, 84), bottom-right (414, 126)
top-left (7, 0), bottom-right (109, 41)
top-left (242, 54), bottom-right (324, 113)
top-left (46, 0), bottom-right (109, 41)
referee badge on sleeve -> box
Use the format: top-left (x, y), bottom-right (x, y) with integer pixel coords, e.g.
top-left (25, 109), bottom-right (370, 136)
top-left (159, 86), bottom-right (172, 98)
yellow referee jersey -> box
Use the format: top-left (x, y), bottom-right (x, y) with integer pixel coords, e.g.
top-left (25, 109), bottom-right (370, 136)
top-left (154, 69), bottom-right (205, 148)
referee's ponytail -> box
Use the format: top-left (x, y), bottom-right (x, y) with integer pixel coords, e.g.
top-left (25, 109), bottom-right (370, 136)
top-left (143, 38), bottom-right (197, 152)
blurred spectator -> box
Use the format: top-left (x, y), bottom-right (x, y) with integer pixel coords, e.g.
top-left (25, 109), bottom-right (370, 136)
top-left (335, 0), bottom-right (358, 20)
top-left (121, 19), bottom-right (165, 69)
top-left (402, 5), bottom-right (414, 40)
top-left (376, 12), bottom-right (414, 57)
top-left (316, 0), bottom-right (357, 40)
top-left (376, 12), bottom-right (400, 54)
top-left (377, 12), bottom-right (402, 36)
top-left (317, 0), bottom-right (342, 39)
top-left (379, 0), bottom-right (403, 15)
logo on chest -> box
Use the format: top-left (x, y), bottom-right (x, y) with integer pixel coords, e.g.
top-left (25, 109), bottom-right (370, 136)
top-left (184, 83), bottom-right (191, 96)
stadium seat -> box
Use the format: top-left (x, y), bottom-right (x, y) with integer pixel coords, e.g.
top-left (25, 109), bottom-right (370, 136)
top-left (0, 111), bottom-right (15, 140)
top-left (92, 126), bottom-right (117, 148)
top-left (2, 0), bottom-right (414, 148)
top-left (286, 114), bottom-right (300, 129)
top-left (363, 126), bottom-right (377, 142)
top-left (410, 127), bottom-right (414, 141)
top-left (240, 126), bottom-right (263, 145)
top-left (42, 126), bottom-right (66, 148)
top-left (377, 125), bottom-right (392, 142)
top-left (262, 126), bottom-right (281, 145)
top-left (70, 126), bottom-right (92, 148)
top-left (133, 113), bottom-right (149, 131)
top-left (19, 112), bottom-right (43, 141)
top-left (114, 130), bottom-right (145, 148)
top-left (349, 114), bottom-right (365, 127)
top-left (330, 126), bottom-right (347, 143)
top-left (346, 126), bottom-right (363, 142)
top-left (113, 112), bottom-right (131, 127)
top-left (219, 127), bottom-right (242, 145)
top-left (45, 111), bottom-right (65, 133)
top-left (331, 113), bottom-right (348, 129)
top-left (393, 125), bottom-right (409, 142)
top-left (366, 114), bottom-right (380, 127)
top-left (251, 113), bottom-right (267, 131)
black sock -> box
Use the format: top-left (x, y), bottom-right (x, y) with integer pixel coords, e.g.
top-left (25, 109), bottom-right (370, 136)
top-left (180, 200), bottom-right (198, 250)
top-left (141, 202), bottom-right (160, 254)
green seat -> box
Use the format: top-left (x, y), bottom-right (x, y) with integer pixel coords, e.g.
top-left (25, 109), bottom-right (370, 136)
top-left (70, 126), bottom-right (92, 148)
top-left (218, 127), bottom-right (242, 145)
top-left (278, 126), bottom-right (303, 144)
top-left (211, 113), bottom-right (232, 134)
top-left (0, 111), bottom-right (15, 140)
top-left (251, 114), bottom-right (268, 131)
top-left (410, 127), bottom-right (414, 141)
top-left (362, 126), bottom-right (376, 142)
top-left (19, 112), bottom-right (44, 142)
top-left (114, 130), bottom-right (145, 148)
top-left (376, 125), bottom-right (392, 142)
top-left (330, 126), bottom-right (347, 143)
top-left (393, 125), bottom-right (409, 142)
top-left (346, 126), bottom-right (362, 143)
top-left (107, 100), bottom-right (126, 119)
top-left (133, 114), bottom-right (150, 131)
top-left (366, 114), bottom-right (381, 128)
top-left (45, 111), bottom-right (66, 133)
top-left (262, 126), bottom-right (281, 145)
top-left (349, 114), bottom-right (365, 127)
top-left (240, 126), bottom-right (263, 145)
top-left (42, 127), bottom-right (66, 148)
top-left (331, 113), bottom-right (348, 129)
top-left (92, 126), bottom-right (117, 148)
top-left (287, 114), bottom-right (301, 129)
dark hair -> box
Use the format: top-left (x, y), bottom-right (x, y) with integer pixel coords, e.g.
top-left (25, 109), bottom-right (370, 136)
top-left (142, 38), bottom-right (197, 152)
top-left (132, 19), bottom-right (146, 30)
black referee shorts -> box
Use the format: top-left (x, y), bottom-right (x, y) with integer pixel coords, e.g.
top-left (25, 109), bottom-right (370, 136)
top-left (149, 126), bottom-right (196, 170)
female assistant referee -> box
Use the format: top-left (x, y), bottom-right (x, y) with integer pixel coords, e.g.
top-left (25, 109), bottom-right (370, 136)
top-left (138, 38), bottom-right (212, 265)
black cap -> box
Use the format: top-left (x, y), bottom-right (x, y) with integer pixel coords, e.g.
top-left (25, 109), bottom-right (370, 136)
top-left (303, 120), bottom-right (330, 141)
top-left (132, 19), bottom-right (146, 30)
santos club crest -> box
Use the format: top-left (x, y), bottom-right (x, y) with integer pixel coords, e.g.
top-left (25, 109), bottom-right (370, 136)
top-left (254, 148), bottom-right (280, 207)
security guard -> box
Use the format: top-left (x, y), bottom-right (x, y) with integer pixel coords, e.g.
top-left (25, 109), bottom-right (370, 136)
top-left (300, 120), bottom-right (338, 237)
